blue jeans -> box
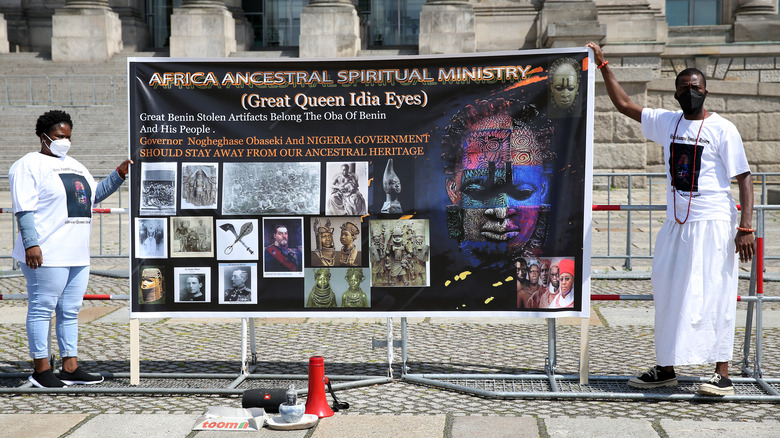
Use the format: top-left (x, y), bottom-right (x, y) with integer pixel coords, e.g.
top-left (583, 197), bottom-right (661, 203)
top-left (22, 265), bottom-right (90, 359)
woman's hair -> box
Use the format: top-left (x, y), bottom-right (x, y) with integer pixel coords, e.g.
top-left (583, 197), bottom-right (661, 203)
top-left (35, 110), bottom-right (73, 137)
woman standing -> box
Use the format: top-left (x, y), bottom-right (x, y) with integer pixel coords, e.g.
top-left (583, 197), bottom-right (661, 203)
top-left (10, 110), bottom-right (132, 388)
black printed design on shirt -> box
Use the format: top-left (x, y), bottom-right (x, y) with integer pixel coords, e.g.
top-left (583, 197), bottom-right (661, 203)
top-left (59, 173), bottom-right (92, 217)
top-left (669, 142), bottom-right (703, 192)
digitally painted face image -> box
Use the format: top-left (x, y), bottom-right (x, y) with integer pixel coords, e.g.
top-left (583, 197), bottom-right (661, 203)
top-left (549, 57), bottom-right (580, 111)
top-left (443, 99), bottom-right (554, 261)
top-left (676, 154), bottom-right (690, 180)
top-left (73, 180), bottom-right (88, 206)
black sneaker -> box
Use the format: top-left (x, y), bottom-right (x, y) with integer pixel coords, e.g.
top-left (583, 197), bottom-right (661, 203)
top-left (698, 373), bottom-right (734, 396)
top-left (58, 367), bottom-right (104, 385)
top-left (627, 365), bottom-right (678, 388)
top-left (29, 369), bottom-right (67, 388)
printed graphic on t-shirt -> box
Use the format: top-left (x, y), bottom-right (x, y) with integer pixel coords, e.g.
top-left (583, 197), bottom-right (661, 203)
top-left (669, 142), bottom-right (703, 192)
top-left (59, 173), bottom-right (92, 217)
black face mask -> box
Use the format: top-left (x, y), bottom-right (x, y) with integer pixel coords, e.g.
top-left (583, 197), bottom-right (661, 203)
top-left (675, 89), bottom-right (706, 115)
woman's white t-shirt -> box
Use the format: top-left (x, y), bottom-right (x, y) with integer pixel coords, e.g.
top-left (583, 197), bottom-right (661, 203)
top-left (10, 152), bottom-right (96, 266)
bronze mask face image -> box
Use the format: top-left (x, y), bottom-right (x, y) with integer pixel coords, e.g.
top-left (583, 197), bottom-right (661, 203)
top-left (141, 267), bottom-right (164, 303)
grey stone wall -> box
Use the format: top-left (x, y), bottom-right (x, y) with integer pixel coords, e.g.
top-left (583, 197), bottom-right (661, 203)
top-left (595, 54), bottom-right (780, 186)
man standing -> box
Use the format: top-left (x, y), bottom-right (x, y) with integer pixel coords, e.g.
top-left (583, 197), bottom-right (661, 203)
top-left (517, 258), bottom-right (542, 308)
top-left (588, 42), bottom-right (755, 396)
top-left (538, 259), bottom-right (551, 290)
top-left (539, 263), bottom-right (561, 309)
top-left (265, 224), bottom-right (302, 272)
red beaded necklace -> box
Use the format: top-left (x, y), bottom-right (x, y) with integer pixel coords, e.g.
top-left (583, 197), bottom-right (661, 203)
top-left (670, 110), bottom-right (706, 225)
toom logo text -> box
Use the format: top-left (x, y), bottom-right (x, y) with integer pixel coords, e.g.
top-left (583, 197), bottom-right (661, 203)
top-left (193, 419), bottom-right (259, 431)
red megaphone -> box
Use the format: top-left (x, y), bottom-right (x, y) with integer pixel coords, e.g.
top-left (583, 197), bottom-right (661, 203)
top-left (304, 356), bottom-right (334, 418)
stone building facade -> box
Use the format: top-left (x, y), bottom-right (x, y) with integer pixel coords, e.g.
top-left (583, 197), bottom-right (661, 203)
top-left (1, 0), bottom-right (779, 177)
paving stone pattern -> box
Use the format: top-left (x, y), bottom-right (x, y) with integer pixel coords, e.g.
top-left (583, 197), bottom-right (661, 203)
top-left (1, 275), bottom-right (780, 423)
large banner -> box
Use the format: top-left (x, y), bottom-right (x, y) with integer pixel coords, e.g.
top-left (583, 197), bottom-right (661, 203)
top-left (128, 48), bottom-right (593, 318)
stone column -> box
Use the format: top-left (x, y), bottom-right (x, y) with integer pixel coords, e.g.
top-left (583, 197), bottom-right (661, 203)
top-left (538, 0), bottom-right (606, 48)
top-left (299, 0), bottom-right (360, 58)
top-left (51, 0), bottom-right (123, 62)
top-left (0, 14), bottom-right (9, 53)
top-left (418, 0), bottom-right (475, 54)
top-left (734, 0), bottom-right (780, 42)
top-left (23, 0), bottom-right (59, 53)
top-left (169, 0), bottom-right (236, 58)
top-left (224, 0), bottom-right (254, 51)
top-left (111, 0), bottom-right (148, 52)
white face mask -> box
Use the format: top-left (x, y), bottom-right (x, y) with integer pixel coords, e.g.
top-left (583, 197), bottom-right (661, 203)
top-left (43, 133), bottom-right (71, 157)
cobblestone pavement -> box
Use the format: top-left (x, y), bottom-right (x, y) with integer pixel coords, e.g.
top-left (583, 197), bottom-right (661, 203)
top-left (1, 274), bottom-right (779, 424)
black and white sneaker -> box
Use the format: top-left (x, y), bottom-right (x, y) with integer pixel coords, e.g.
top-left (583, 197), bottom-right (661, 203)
top-left (58, 367), bottom-right (104, 385)
top-left (29, 369), bottom-right (67, 388)
top-left (627, 365), bottom-right (678, 388)
top-left (698, 373), bottom-right (734, 396)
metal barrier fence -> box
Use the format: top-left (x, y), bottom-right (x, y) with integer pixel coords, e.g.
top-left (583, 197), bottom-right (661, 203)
top-left (0, 180), bottom-right (777, 401)
top-left (1, 172), bottom-right (778, 278)
top-left (402, 204), bottom-right (780, 401)
top-left (592, 172), bottom-right (780, 275)
top-left (0, 75), bottom-right (126, 106)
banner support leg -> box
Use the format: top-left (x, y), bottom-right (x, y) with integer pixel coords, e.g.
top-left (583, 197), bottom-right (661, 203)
top-left (401, 317), bottom-right (408, 377)
top-left (130, 318), bottom-right (140, 385)
top-left (240, 318), bottom-right (248, 375)
top-left (386, 317), bottom-right (394, 378)
top-left (249, 317), bottom-right (257, 365)
top-left (579, 316), bottom-right (590, 384)
top-left (739, 253), bottom-right (758, 375)
top-left (546, 318), bottom-right (559, 392)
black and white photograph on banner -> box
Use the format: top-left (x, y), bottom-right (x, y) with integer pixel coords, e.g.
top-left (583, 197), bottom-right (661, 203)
top-left (369, 219), bottom-right (430, 287)
top-left (325, 161), bottom-right (368, 216)
top-left (222, 162), bottom-right (320, 215)
top-left (181, 162), bottom-right (218, 209)
top-left (134, 217), bottom-right (167, 259)
top-left (138, 265), bottom-right (165, 304)
top-left (216, 219), bottom-right (259, 261)
top-left (174, 267), bottom-right (210, 303)
top-left (170, 216), bottom-right (214, 258)
top-left (218, 263), bottom-right (258, 304)
top-left (304, 267), bottom-right (371, 308)
top-left (309, 216), bottom-right (363, 267)
top-left (262, 217), bottom-right (304, 278)
top-left (140, 162), bottom-right (177, 216)
top-left (515, 256), bottom-right (575, 309)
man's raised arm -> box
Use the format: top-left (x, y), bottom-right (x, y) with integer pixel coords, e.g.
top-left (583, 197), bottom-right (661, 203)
top-left (587, 42), bottom-right (643, 123)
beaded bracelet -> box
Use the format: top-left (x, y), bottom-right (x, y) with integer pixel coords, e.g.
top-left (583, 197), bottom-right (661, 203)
top-left (737, 227), bottom-right (755, 233)
top-left (597, 60), bottom-right (609, 69)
